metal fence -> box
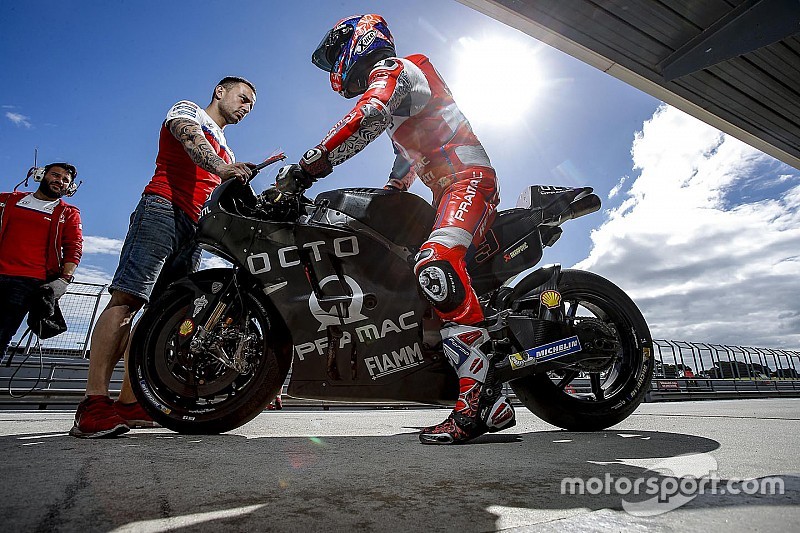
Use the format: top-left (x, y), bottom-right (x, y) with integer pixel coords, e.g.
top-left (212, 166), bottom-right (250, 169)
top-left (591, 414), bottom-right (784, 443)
top-left (649, 339), bottom-right (800, 400)
top-left (5, 282), bottom-right (107, 360)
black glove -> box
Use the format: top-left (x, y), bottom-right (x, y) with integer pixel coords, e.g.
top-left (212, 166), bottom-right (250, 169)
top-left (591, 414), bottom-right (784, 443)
top-left (275, 164), bottom-right (314, 196)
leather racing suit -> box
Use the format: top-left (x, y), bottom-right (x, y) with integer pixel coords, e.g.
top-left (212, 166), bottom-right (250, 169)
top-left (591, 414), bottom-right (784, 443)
top-left (312, 53), bottom-right (499, 325)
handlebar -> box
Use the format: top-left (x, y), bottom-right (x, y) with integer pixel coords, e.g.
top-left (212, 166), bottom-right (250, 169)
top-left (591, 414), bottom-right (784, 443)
top-left (246, 152), bottom-right (287, 184)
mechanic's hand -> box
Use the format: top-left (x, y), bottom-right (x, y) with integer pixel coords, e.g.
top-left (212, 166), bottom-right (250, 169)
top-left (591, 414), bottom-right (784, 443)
top-left (43, 277), bottom-right (70, 300)
top-left (275, 164), bottom-right (315, 196)
top-left (218, 162), bottom-right (255, 182)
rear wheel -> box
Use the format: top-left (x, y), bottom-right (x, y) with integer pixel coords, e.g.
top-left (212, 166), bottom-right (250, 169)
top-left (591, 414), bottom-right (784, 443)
top-left (511, 269), bottom-right (653, 431)
top-left (129, 279), bottom-right (289, 434)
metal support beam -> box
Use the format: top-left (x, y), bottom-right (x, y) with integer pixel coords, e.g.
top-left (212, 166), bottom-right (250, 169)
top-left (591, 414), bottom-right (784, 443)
top-left (659, 0), bottom-right (800, 81)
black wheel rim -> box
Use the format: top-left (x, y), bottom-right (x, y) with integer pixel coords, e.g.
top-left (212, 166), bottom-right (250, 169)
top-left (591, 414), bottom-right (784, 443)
top-left (144, 293), bottom-right (269, 415)
top-left (548, 287), bottom-right (643, 405)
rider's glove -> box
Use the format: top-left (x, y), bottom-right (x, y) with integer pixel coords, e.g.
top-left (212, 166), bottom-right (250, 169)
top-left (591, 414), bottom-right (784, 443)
top-left (298, 145), bottom-right (333, 180)
top-left (42, 276), bottom-right (70, 300)
top-left (275, 164), bottom-right (314, 196)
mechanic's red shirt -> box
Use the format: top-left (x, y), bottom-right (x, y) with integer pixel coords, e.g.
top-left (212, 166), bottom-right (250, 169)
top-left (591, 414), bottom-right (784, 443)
top-left (0, 194), bottom-right (74, 280)
top-left (143, 101), bottom-right (234, 222)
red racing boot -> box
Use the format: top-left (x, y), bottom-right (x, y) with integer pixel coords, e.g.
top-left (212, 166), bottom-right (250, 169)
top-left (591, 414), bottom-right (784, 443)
top-left (420, 325), bottom-right (516, 444)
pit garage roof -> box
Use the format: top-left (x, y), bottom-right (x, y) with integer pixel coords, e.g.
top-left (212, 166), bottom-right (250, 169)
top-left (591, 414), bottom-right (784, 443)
top-left (458, 0), bottom-right (800, 170)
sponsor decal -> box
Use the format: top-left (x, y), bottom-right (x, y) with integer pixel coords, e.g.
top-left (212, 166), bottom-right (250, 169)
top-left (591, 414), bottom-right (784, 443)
top-left (442, 337), bottom-right (472, 368)
top-left (539, 185), bottom-right (572, 194)
top-left (192, 295), bottom-right (208, 317)
top-left (365, 342), bottom-right (424, 379)
top-left (354, 29), bottom-right (377, 54)
top-left (308, 275), bottom-right (368, 331)
top-left (294, 311), bottom-right (417, 361)
top-left (247, 236), bottom-right (359, 275)
top-left (509, 335), bottom-right (582, 370)
top-left (302, 147), bottom-right (324, 163)
top-left (503, 241), bottom-right (529, 262)
top-left (178, 319), bottom-right (195, 337)
top-left (139, 380), bottom-right (172, 414)
top-left (355, 311), bottom-right (417, 343)
top-left (454, 174), bottom-right (483, 222)
top-left (540, 290), bottom-right (562, 309)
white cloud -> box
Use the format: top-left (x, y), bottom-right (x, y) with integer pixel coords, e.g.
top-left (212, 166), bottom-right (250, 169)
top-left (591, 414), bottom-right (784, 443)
top-left (82, 235), bottom-right (124, 255)
top-left (5, 111), bottom-right (32, 128)
top-left (575, 104), bottom-right (800, 348)
top-left (608, 175), bottom-right (627, 199)
top-left (201, 254), bottom-right (231, 270)
top-left (73, 265), bottom-right (113, 285)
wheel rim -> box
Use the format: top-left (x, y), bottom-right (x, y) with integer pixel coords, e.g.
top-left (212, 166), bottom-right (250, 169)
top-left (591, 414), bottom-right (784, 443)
top-left (547, 288), bottom-right (643, 405)
top-left (144, 293), bottom-right (269, 414)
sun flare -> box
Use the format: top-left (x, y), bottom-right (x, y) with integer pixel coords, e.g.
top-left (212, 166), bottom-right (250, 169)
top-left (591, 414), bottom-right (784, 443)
top-left (449, 35), bottom-right (545, 129)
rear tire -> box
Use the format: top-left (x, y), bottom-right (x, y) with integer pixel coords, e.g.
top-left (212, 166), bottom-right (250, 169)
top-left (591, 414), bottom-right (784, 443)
top-left (511, 269), bottom-right (653, 431)
top-left (129, 279), bottom-right (289, 434)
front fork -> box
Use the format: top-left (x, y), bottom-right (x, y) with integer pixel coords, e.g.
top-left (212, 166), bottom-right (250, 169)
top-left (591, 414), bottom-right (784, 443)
top-left (172, 269), bottom-right (252, 373)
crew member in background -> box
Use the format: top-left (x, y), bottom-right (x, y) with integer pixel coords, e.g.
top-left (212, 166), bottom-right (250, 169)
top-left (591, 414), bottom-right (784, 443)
top-left (0, 163), bottom-right (82, 359)
top-left (276, 15), bottom-right (515, 444)
top-left (70, 76), bottom-right (257, 438)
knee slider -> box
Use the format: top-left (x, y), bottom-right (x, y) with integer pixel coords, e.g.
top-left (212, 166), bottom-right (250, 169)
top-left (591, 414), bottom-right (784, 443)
top-left (415, 248), bottom-right (466, 314)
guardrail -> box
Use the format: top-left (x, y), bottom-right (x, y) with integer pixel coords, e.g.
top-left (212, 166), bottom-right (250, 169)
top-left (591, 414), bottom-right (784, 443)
top-left (648, 340), bottom-right (800, 401)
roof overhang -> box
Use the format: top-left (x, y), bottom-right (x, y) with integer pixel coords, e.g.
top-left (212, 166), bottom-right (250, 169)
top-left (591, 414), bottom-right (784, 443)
top-left (458, 0), bottom-right (800, 170)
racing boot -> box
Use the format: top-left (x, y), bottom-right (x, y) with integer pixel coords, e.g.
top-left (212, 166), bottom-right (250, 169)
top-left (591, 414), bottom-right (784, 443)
top-left (419, 324), bottom-right (516, 444)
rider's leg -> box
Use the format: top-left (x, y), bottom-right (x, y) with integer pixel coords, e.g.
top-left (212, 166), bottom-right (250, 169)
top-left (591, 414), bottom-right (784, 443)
top-left (414, 170), bottom-right (515, 444)
top-left (419, 323), bottom-right (516, 444)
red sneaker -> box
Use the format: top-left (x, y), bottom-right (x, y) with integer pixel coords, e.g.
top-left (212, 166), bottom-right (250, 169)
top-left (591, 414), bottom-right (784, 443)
top-left (69, 395), bottom-right (129, 438)
top-left (113, 400), bottom-right (159, 428)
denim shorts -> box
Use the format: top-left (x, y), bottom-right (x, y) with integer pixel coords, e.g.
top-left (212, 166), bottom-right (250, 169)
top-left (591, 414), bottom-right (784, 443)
top-left (110, 194), bottom-right (201, 303)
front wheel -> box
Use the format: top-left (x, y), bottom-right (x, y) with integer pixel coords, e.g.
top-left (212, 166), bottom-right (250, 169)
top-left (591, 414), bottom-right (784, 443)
top-left (129, 278), bottom-right (290, 434)
top-left (511, 269), bottom-right (653, 431)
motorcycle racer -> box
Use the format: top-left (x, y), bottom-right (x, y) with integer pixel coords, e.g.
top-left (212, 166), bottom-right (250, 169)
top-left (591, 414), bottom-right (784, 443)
top-left (279, 14), bottom-right (515, 444)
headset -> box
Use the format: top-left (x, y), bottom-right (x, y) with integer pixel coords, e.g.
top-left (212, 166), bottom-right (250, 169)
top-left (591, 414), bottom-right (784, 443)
top-left (25, 162), bottom-right (81, 197)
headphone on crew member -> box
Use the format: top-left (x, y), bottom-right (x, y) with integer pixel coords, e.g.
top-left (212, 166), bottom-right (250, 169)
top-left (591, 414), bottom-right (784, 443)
top-left (27, 162), bottom-right (81, 197)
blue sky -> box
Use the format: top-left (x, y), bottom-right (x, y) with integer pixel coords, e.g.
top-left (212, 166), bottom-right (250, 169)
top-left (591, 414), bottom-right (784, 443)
top-left (2, 1), bottom-right (799, 348)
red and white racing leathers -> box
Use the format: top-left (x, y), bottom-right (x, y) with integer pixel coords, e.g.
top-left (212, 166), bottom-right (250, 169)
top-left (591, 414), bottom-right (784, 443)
top-left (314, 54), bottom-right (498, 325)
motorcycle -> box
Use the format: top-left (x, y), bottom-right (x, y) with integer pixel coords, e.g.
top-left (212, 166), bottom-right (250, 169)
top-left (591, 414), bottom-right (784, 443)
top-left (129, 163), bottom-right (654, 435)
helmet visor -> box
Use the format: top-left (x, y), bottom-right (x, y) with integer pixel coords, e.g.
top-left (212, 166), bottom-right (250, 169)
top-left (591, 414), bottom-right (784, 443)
top-left (312, 24), bottom-right (353, 72)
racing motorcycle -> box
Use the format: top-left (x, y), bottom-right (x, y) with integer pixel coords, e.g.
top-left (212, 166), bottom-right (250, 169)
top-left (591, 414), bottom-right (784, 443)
top-left (129, 160), bottom-right (654, 435)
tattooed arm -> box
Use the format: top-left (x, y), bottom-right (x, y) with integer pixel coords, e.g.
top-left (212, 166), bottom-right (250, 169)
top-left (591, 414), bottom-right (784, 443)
top-left (168, 118), bottom-right (252, 181)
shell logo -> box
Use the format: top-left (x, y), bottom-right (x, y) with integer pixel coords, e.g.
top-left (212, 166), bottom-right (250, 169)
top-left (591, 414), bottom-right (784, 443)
top-left (178, 319), bottom-right (195, 336)
top-left (540, 290), bottom-right (562, 309)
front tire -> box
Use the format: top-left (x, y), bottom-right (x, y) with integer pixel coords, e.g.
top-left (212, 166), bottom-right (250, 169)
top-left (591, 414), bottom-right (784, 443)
top-left (129, 279), bottom-right (290, 434)
top-left (511, 269), bottom-right (653, 431)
